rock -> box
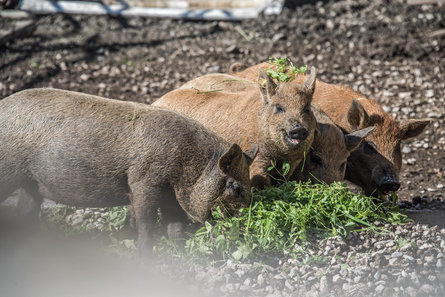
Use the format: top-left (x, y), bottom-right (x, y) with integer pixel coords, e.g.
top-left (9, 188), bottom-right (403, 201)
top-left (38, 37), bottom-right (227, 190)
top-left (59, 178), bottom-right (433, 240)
top-left (319, 276), bottom-right (328, 293)
top-left (420, 284), bottom-right (435, 294)
top-left (374, 271), bottom-right (381, 280)
top-left (332, 274), bottom-right (342, 284)
top-left (257, 274), bottom-right (265, 287)
top-left (375, 284), bottom-right (385, 294)
top-left (391, 252), bottom-right (403, 258)
top-left (405, 286), bottom-right (417, 297)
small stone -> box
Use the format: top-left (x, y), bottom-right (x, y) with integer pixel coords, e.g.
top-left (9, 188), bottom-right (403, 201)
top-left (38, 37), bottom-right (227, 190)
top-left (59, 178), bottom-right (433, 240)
top-left (398, 92), bottom-right (412, 99)
top-left (332, 274), bottom-right (341, 284)
top-left (226, 45), bottom-right (238, 53)
top-left (406, 158), bottom-right (416, 165)
top-left (425, 89), bottom-right (435, 98)
top-left (402, 146), bottom-right (412, 154)
top-left (80, 74), bottom-right (89, 81)
top-left (71, 214), bottom-right (84, 226)
top-left (272, 33), bottom-right (285, 42)
top-left (428, 275), bottom-right (437, 282)
top-left (389, 258), bottom-right (398, 265)
top-left (403, 255), bottom-right (415, 262)
top-left (391, 252), bottom-right (403, 258)
top-left (420, 284), bottom-right (435, 294)
top-left (425, 256), bottom-right (434, 263)
top-left (405, 286), bottom-right (417, 297)
top-left (374, 271), bottom-right (381, 280)
top-left (257, 274), bottom-right (265, 286)
top-left (285, 280), bottom-right (293, 291)
top-left (375, 284), bottom-right (385, 294)
top-left (319, 276), bottom-right (328, 293)
top-left (326, 20), bottom-right (334, 29)
top-left (437, 259), bottom-right (444, 268)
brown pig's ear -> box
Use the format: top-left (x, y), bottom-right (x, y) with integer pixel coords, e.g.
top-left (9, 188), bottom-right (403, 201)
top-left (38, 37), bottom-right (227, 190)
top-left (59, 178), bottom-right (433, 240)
top-left (344, 126), bottom-right (376, 152)
top-left (219, 143), bottom-right (243, 174)
top-left (258, 68), bottom-right (277, 104)
top-left (347, 99), bottom-right (370, 130)
top-left (302, 66), bottom-right (317, 98)
top-left (243, 144), bottom-right (259, 166)
top-left (399, 119), bottom-right (432, 140)
top-left (229, 62), bottom-right (246, 74)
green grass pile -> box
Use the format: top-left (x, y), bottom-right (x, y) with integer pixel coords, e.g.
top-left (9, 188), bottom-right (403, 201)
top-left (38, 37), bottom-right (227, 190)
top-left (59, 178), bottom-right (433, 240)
top-left (183, 181), bottom-right (407, 261)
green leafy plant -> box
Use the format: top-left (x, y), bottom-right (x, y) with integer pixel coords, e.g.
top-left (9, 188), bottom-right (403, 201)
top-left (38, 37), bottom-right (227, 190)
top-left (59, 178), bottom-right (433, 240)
top-left (267, 57), bottom-right (308, 82)
top-left (178, 181), bottom-right (408, 262)
top-left (107, 206), bottom-right (128, 231)
top-left (266, 157), bottom-right (291, 183)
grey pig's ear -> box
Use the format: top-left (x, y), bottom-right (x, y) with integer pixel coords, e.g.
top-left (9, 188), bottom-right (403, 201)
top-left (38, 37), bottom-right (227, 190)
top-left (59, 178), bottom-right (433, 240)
top-left (258, 68), bottom-right (277, 105)
top-left (399, 119), bottom-right (432, 140)
top-left (302, 66), bottom-right (317, 97)
top-left (344, 126), bottom-right (376, 152)
top-left (219, 143), bottom-right (243, 174)
top-left (347, 98), bottom-right (370, 130)
top-left (243, 144), bottom-right (259, 166)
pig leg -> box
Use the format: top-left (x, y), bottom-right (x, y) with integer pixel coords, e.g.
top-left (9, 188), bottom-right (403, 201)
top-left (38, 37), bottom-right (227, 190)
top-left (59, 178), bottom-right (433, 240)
top-left (162, 204), bottom-right (188, 243)
top-left (0, 180), bottom-right (42, 222)
top-left (20, 181), bottom-right (43, 222)
top-left (0, 185), bottom-right (16, 205)
top-left (129, 183), bottom-right (162, 256)
top-left (249, 158), bottom-right (271, 189)
top-left (16, 189), bottom-right (42, 221)
top-left (124, 205), bottom-right (136, 230)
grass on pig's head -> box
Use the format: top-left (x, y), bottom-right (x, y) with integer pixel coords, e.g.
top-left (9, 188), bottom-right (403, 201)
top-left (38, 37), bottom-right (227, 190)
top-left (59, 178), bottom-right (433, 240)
top-left (266, 57), bottom-right (308, 82)
top-left (160, 181), bottom-right (408, 263)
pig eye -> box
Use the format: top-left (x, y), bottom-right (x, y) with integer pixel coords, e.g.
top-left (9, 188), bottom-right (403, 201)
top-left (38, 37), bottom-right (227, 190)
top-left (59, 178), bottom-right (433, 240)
top-left (310, 154), bottom-right (323, 166)
top-left (363, 141), bottom-right (377, 154)
top-left (227, 181), bottom-right (242, 196)
top-left (274, 104), bottom-right (286, 114)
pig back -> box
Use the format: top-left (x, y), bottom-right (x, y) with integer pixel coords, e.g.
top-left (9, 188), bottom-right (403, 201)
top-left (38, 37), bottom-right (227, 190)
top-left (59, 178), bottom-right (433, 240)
top-left (0, 88), bottom-right (227, 207)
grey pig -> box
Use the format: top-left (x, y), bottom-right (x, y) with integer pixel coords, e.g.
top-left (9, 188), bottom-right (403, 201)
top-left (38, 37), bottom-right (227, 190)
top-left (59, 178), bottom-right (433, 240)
top-left (0, 88), bottom-right (258, 252)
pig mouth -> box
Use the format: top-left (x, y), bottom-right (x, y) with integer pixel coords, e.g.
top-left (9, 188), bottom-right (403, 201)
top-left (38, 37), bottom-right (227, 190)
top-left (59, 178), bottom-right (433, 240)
top-left (283, 131), bottom-right (302, 148)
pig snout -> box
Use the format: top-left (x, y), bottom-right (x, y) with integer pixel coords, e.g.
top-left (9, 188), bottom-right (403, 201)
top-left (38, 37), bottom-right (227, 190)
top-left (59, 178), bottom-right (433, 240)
top-left (378, 175), bottom-right (401, 193)
top-left (288, 125), bottom-right (309, 142)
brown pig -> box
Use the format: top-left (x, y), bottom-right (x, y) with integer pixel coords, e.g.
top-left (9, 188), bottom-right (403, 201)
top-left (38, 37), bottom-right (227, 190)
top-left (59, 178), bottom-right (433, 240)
top-left (0, 88), bottom-right (258, 252)
top-left (292, 106), bottom-right (375, 184)
top-left (152, 68), bottom-right (318, 188)
top-left (232, 62), bottom-right (431, 196)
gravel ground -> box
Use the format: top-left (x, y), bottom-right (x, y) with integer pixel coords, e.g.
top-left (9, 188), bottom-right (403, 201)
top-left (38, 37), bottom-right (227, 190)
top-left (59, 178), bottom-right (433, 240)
top-left (1, 0), bottom-right (444, 296)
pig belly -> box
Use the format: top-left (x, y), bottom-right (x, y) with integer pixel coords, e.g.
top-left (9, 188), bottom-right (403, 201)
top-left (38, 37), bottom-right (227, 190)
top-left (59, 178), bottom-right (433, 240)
top-left (34, 176), bottom-right (131, 208)
top-left (28, 156), bottom-right (132, 208)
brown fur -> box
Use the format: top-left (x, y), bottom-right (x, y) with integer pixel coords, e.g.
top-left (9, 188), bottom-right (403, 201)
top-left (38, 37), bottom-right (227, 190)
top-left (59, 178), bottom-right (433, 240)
top-left (153, 70), bottom-right (317, 188)
top-left (234, 62), bottom-right (431, 195)
top-left (292, 106), bottom-right (374, 184)
top-left (0, 88), bottom-right (258, 252)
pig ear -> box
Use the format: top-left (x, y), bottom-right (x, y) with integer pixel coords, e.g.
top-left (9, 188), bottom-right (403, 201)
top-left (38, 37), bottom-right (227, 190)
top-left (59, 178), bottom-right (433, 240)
top-left (229, 62), bottom-right (246, 74)
top-left (347, 99), bottom-right (370, 130)
top-left (399, 119), bottom-right (432, 140)
top-left (344, 126), bottom-right (376, 152)
top-left (219, 143), bottom-right (243, 174)
top-left (302, 66), bottom-right (317, 98)
top-left (243, 144), bottom-right (259, 166)
top-left (258, 68), bottom-right (277, 104)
